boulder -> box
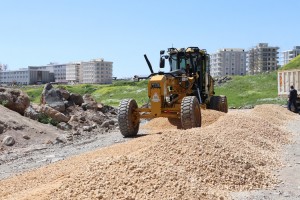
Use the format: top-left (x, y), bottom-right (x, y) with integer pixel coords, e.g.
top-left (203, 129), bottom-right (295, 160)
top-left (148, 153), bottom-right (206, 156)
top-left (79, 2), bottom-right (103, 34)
top-left (100, 120), bottom-right (111, 128)
top-left (59, 89), bottom-right (70, 100)
top-left (24, 105), bottom-right (40, 120)
top-left (23, 135), bottom-right (30, 140)
top-left (99, 105), bottom-right (116, 114)
top-left (55, 136), bottom-right (67, 144)
top-left (0, 122), bottom-right (7, 134)
top-left (0, 87), bottom-right (30, 115)
top-left (2, 135), bottom-right (15, 146)
top-left (69, 93), bottom-right (84, 106)
top-left (64, 100), bottom-right (75, 108)
top-left (82, 94), bottom-right (98, 110)
top-left (68, 115), bottom-right (79, 123)
top-left (57, 122), bottom-right (72, 130)
top-left (39, 105), bottom-right (70, 123)
top-left (40, 83), bottom-right (65, 112)
top-left (83, 126), bottom-right (93, 132)
top-left (91, 113), bottom-right (104, 124)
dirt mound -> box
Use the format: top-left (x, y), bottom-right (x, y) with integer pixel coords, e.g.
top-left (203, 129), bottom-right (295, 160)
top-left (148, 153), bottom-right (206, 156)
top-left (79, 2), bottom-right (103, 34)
top-left (0, 105), bottom-right (62, 150)
top-left (0, 104), bottom-right (297, 200)
top-left (141, 109), bottom-right (225, 132)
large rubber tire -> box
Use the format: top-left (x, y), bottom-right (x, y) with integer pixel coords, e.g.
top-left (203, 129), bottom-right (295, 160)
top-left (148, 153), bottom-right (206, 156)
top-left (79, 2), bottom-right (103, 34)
top-left (118, 99), bottom-right (140, 137)
top-left (209, 96), bottom-right (228, 113)
top-left (208, 96), bottom-right (218, 110)
top-left (181, 96), bottom-right (201, 129)
top-left (167, 118), bottom-right (182, 129)
top-left (220, 95), bottom-right (228, 113)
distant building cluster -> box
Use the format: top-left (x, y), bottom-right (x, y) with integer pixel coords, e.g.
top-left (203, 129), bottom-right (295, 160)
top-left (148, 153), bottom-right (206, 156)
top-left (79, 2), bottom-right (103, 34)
top-left (0, 59), bottom-right (113, 85)
top-left (210, 43), bottom-right (300, 77)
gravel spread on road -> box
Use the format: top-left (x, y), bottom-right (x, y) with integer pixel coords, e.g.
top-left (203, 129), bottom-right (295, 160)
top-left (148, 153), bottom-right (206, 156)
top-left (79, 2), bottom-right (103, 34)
top-left (0, 104), bottom-right (297, 200)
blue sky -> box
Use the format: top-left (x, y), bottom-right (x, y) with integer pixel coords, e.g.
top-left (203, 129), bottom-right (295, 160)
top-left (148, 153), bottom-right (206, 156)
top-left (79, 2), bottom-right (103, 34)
top-left (0, 0), bottom-right (299, 78)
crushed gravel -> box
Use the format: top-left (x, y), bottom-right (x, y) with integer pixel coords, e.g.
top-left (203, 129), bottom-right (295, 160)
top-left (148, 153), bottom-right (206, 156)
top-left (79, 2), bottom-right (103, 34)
top-left (0, 104), bottom-right (297, 200)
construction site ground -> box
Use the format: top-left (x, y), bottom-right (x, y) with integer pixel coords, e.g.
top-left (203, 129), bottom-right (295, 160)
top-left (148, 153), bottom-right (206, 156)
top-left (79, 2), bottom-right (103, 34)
top-left (1, 104), bottom-right (300, 200)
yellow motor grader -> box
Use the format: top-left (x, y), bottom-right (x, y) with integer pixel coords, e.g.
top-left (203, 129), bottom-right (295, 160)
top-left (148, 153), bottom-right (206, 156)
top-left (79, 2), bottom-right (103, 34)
top-left (118, 47), bottom-right (228, 137)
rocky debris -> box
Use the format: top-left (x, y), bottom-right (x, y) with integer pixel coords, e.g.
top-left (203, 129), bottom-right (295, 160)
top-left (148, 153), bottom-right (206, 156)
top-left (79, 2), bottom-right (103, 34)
top-left (39, 105), bottom-right (70, 123)
top-left (99, 104), bottom-right (116, 114)
top-left (69, 93), bottom-right (84, 106)
top-left (66, 104), bottom-right (118, 134)
top-left (2, 135), bottom-right (15, 146)
top-left (59, 88), bottom-right (70, 100)
top-left (40, 83), bottom-right (65, 112)
top-left (57, 122), bottom-right (72, 131)
top-left (21, 84), bottom-right (119, 141)
top-left (22, 135), bottom-right (30, 140)
top-left (100, 120), bottom-right (116, 129)
top-left (0, 87), bottom-right (30, 115)
top-left (0, 122), bottom-right (7, 134)
top-left (214, 76), bottom-right (232, 85)
top-left (83, 126), bottom-right (93, 132)
top-left (24, 104), bottom-right (41, 120)
top-left (64, 100), bottom-right (75, 108)
top-left (82, 94), bottom-right (98, 110)
top-left (55, 136), bottom-right (67, 144)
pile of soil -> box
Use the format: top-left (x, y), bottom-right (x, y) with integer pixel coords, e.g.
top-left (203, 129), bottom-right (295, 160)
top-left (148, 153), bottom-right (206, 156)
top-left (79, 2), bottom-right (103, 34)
top-left (141, 109), bottom-right (226, 132)
top-left (0, 105), bottom-right (63, 150)
top-left (0, 104), bottom-right (297, 200)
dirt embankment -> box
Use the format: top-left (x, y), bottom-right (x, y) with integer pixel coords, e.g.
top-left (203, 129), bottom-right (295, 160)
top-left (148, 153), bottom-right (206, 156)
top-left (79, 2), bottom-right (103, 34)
top-left (0, 104), bottom-right (297, 200)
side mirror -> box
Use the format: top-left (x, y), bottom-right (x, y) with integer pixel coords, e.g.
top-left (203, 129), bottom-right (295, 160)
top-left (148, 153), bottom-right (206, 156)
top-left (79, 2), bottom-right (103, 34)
top-left (160, 57), bottom-right (165, 68)
top-left (160, 50), bottom-right (165, 55)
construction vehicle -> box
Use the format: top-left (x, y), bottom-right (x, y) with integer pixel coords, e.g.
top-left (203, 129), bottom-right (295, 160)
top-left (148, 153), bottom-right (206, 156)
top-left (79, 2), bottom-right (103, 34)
top-left (118, 47), bottom-right (228, 137)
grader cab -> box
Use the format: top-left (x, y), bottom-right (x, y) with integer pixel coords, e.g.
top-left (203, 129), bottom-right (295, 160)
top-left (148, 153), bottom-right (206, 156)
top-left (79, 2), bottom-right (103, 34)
top-left (118, 47), bottom-right (228, 137)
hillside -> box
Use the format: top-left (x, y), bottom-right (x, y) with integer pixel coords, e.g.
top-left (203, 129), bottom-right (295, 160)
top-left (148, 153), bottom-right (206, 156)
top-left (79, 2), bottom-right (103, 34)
top-left (214, 72), bottom-right (285, 108)
top-left (22, 72), bottom-right (285, 108)
top-left (280, 54), bottom-right (300, 70)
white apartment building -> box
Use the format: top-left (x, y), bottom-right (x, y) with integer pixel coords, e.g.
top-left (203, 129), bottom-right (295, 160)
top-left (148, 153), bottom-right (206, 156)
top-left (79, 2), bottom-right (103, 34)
top-left (0, 68), bottom-right (52, 85)
top-left (47, 63), bottom-right (67, 83)
top-left (282, 46), bottom-right (300, 66)
top-left (81, 59), bottom-right (113, 84)
top-left (247, 43), bottom-right (279, 74)
top-left (0, 69), bottom-right (29, 85)
top-left (210, 48), bottom-right (247, 77)
top-left (66, 62), bottom-right (81, 84)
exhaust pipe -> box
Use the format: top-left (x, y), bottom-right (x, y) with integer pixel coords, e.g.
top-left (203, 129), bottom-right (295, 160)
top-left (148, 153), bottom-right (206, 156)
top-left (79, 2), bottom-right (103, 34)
top-left (144, 54), bottom-right (154, 74)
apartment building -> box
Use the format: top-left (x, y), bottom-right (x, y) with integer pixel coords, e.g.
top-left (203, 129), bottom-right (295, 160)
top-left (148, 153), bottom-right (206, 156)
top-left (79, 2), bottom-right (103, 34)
top-left (0, 68), bottom-right (52, 85)
top-left (29, 63), bottom-right (67, 83)
top-left (210, 48), bottom-right (247, 77)
top-left (80, 59), bottom-right (113, 84)
top-left (282, 46), bottom-right (300, 66)
top-left (66, 62), bottom-right (81, 84)
top-left (247, 43), bottom-right (279, 74)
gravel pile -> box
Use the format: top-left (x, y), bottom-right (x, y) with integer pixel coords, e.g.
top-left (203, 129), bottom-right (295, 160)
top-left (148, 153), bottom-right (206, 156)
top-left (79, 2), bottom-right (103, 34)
top-left (0, 104), bottom-right (297, 200)
top-left (141, 109), bottom-right (226, 131)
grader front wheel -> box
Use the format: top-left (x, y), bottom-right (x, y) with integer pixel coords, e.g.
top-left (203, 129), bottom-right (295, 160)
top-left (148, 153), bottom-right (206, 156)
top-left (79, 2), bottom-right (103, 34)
top-left (181, 96), bottom-right (201, 129)
top-left (118, 99), bottom-right (140, 137)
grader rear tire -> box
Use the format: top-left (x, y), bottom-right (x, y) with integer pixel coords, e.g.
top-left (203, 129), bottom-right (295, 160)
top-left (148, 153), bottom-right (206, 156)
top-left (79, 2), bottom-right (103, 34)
top-left (181, 96), bottom-right (201, 129)
top-left (219, 95), bottom-right (228, 113)
top-left (209, 96), bottom-right (228, 113)
top-left (118, 99), bottom-right (140, 137)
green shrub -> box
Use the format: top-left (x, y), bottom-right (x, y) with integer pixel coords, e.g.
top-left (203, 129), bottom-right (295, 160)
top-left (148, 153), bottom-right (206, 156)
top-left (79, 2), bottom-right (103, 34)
top-left (38, 113), bottom-right (58, 126)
